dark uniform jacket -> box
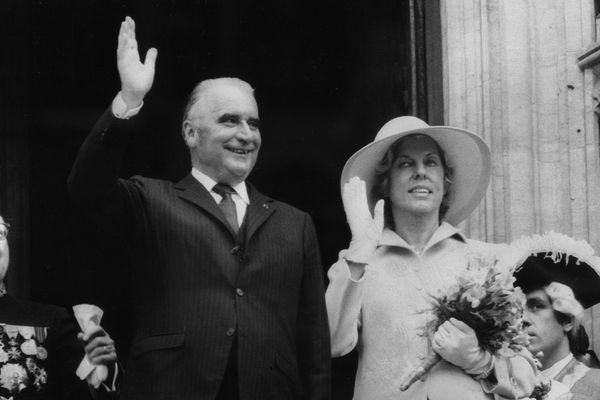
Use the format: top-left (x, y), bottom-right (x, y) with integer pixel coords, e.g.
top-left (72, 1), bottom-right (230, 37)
top-left (0, 295), bottom-right (115, 400)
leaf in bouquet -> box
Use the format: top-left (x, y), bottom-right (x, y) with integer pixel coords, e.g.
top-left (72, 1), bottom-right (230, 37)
top-left (399, 352), bottom-right (442, 392)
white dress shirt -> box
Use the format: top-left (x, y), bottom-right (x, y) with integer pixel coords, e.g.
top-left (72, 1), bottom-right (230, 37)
top-left (191, 168), bottom-right (249, 226)
top-left (542, 353), bottom-right (574, 380)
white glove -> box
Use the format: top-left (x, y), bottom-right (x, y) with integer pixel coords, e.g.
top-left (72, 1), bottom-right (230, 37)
top-left (432, 318), bottom-right (492, 375)
top-left (342, 177), bottom-right (384, 264)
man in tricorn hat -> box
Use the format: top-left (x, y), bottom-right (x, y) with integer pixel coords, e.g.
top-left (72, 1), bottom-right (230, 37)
top-left (511, 231), bottom-right (600, 400)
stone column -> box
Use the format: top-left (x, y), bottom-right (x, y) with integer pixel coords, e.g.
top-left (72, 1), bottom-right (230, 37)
top-left (441, 0), bottom-right (599, 245)
top-left (440, 0), bottom-right (600, 348)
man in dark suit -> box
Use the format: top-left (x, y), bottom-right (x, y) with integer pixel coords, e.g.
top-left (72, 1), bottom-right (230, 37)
top-left (68, 16), bottom-right (330, 400)
top-left (0, 214), bottom-right (119, 400)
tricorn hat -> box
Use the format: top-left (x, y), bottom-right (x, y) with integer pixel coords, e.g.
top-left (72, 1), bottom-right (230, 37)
top-left (509, 231), bottom-right (600, 309)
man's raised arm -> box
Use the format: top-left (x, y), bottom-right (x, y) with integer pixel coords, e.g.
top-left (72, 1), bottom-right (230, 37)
top-left (67, 17), bottom-right (157, 228)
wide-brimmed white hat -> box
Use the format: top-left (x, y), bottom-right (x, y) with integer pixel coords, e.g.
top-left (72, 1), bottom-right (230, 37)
top-left (340, 116), bottom-right (491, 226)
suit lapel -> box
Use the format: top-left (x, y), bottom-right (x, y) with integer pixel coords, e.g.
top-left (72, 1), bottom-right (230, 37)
top-left (244, 183), bottom-right (276, 243)
top-left (174, 174), bottom-right (235, 236)
top-left (175, 175), bottom-right (276, 241)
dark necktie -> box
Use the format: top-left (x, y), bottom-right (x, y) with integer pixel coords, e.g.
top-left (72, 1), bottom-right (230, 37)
top-left (213, 183), bottom-right (239, 233)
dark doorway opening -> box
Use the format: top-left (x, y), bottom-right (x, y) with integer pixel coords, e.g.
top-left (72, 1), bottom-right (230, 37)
top-left (2, 1), bottom-right (441, 398)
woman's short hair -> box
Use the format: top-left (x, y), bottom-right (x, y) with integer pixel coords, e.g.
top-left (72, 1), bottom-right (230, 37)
top-left (371, 134), bottom-right (454, 227)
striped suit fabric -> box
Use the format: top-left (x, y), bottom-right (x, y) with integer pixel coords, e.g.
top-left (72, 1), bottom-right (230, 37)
top-left (68, 108), bottom-right (331, 400)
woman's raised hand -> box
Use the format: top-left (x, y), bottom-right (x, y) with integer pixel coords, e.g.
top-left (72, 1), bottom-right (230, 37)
top-left (117, 16), bottom-right (157, 109)
top-left (342, 177), bottom-right (384, 264)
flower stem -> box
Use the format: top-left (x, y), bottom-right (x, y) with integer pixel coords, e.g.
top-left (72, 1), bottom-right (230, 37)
top-left (399, 352), bottom-right (441, 391)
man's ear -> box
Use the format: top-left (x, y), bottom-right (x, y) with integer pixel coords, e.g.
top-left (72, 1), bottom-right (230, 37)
top-left (182, 120), bottom-right (196, 148)
top-left (562, 318), bottom-right (574, 334)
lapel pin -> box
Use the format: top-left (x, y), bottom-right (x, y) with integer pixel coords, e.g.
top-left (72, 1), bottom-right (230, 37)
top-left (262, 203), bottom-right (269, 209)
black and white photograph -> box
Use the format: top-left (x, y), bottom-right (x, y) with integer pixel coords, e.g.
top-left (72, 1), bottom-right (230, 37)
top-left (2, 1), bottom-right (600, 399)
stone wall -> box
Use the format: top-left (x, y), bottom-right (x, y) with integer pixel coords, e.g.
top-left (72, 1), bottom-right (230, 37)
top-left (440, 0), bottom-right (600, 350)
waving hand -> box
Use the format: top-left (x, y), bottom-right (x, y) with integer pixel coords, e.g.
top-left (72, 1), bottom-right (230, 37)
top-left (117, 16), bottom-right (157, 108)
top-left (342, 177), bottom-right (384, 264)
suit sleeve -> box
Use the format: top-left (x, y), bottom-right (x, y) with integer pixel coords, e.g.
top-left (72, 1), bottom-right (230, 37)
top-left (44, 307), bottom-right (90, 400)
top-left (47, 308), bottom-right (120, 400)
top-left (296, 214), bottom-right (331, 400)
top-left (325, 251), bottom-right (364, 357)
top-left (43, 308), bottom-right (89, 399)
top-left (67, 107), bottom-right (140, 237)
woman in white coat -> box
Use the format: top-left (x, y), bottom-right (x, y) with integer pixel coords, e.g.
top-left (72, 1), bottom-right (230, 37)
top-left (326, 117), bottom-right (537, 400)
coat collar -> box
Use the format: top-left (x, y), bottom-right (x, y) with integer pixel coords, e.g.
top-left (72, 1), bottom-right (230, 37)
top-left (174, 174), bottom-right (276, 241)
top-left (378, 222), bottom-right (466, 253)
top-left (554, 356), bottom-right (589, 389)
top-left (175, 173), bottom-right (226, 226)
top-left (190, 168), bottom-right (250, 205)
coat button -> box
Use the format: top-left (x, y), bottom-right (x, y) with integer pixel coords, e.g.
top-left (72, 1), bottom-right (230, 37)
top-left (236, 288), bottom-right (244, 296)
top-left (226, 328), bottom-right (235, 336)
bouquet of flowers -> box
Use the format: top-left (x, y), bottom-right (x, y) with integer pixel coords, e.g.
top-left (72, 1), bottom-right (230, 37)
top-left (399, 253), bottom-right (529, 391)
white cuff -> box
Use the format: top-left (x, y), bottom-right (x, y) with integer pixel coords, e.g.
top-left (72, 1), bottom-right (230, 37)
top-left (466, 351), bottom-right (494, 378)
top-left (343, 242), bottom-right (376, 265)
top-left (101, 363), bottom-right (119, 392)
top-left (111, 92), bottom-right (143, 119)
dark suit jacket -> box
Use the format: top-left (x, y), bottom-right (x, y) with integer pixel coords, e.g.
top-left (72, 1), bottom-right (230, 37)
top-left (68, 108), bottom-right (331, 400)
top-left (0, 295), bottom-right (116, 400)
